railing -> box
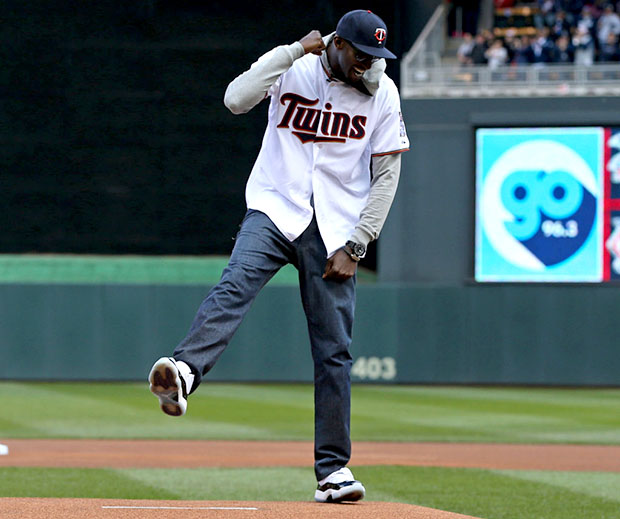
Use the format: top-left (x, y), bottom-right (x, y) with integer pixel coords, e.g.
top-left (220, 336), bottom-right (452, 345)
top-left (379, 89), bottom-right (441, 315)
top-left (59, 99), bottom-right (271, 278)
top-left (401, 4), bottom-right (446, 72)
top-left (400, 63), bottom-right (620, 98)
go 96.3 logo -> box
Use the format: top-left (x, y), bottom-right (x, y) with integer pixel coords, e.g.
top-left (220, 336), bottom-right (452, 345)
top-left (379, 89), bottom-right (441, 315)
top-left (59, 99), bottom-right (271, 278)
top-left (476, 129), bottom-right (603, 282)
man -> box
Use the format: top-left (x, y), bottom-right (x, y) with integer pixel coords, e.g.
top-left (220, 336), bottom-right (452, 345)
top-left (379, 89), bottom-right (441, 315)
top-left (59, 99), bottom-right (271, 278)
top-left (457, 32), bottom-right (474, 66)
top-left (148, 9), bottom-right (409, 503)
top-left (526, 27), bottom-right (556, 64)
top-left (469, 32), bottom-right (489, 65)
top-left (597, 4), bottom-right (620, 47)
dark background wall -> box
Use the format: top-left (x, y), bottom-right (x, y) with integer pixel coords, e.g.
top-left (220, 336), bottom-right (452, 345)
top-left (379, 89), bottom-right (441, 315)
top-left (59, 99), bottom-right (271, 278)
top-left (1, 0), bottom-right (427, 257)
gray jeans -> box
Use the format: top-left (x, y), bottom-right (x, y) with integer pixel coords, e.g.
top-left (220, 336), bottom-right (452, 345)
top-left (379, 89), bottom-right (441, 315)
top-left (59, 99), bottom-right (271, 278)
top-left (174, 209), bottom-right (356, 480)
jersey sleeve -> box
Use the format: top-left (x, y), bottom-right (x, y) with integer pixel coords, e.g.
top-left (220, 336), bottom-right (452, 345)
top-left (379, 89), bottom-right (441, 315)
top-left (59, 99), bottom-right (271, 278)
top-left (224, 42), bottom-right (304, 114)
top-left (369, 81), bottom-right (410, 157)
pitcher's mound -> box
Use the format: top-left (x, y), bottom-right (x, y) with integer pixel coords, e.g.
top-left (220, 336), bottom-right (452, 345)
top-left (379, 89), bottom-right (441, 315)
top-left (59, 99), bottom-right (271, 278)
top-left (0, 498), bottom-right (481, 518)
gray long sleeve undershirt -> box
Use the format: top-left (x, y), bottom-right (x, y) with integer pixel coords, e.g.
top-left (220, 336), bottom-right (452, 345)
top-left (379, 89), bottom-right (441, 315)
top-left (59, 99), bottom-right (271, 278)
top-left (223, 41), bottom-right (402, 249)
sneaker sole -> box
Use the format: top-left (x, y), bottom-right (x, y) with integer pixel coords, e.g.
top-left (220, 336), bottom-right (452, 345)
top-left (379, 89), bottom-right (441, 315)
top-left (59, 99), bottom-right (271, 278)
top-left (314, 482), bottom-right (366, 503)
top-left (148, 358), bottom-right (187, 417)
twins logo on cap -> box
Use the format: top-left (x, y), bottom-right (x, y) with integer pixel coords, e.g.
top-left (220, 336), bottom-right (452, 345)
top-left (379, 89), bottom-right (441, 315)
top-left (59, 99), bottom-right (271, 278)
top-left (336, 9), bottom-right (397, 59)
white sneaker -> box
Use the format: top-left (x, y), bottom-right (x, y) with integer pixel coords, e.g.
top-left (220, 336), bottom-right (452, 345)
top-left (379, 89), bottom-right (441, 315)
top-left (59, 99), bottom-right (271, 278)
top-left (148, 357), bottom-right (193, 417)
top-left (314, 467), bottom-right (366, 503)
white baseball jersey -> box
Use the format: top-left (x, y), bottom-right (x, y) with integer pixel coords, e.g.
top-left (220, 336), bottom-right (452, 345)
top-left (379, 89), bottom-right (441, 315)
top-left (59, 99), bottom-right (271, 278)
top-left (245, 50), bottom-right (409, 257)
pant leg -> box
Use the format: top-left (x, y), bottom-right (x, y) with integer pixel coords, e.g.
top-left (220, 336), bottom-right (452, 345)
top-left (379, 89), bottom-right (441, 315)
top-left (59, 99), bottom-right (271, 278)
top-left (174, 209), bottom-right (293, 390)
top-left (295, 216), bottom-right (356, 480)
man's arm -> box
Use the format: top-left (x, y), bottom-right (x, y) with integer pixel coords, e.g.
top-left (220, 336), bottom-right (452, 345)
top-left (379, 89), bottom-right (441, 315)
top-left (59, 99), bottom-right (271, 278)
top-left (323, 153), bottom-right (402, 281)
top-left (224, 31), bottom-right (325, 115)
top-left (351, 153), bottom-right (402, 246)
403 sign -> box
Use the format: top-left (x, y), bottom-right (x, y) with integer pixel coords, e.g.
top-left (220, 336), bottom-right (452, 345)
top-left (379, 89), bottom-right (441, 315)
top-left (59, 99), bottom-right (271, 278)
top-left (351, 356), bottom-right (397, 381)
top-left (476, 128), bottom-right (604, 282)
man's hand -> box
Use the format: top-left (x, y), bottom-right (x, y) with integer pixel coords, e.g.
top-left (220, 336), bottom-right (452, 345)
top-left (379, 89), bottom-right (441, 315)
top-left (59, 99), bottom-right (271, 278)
top-left (299, 30), bottom-right (326, 55)
top-left (323, 249), bottom-right (357, 281)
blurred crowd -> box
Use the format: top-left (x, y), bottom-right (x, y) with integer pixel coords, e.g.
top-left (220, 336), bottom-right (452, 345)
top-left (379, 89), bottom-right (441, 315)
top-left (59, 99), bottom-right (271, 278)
top-left (457, 0), bottom-right (620, 66)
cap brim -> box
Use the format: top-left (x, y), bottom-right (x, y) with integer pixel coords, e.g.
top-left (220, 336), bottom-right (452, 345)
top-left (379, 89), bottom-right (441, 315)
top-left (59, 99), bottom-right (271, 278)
top-left (353, 42), bottom-right (397, 59)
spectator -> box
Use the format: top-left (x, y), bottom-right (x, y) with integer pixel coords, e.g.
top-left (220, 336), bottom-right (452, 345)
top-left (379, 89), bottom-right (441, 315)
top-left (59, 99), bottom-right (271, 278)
top-left (588, 0), bottom-right (606, 18)
top-left (596, 4), bottom-right (620, 46)
top-left (526, 27), bottom-right (557, 63)
top-left (538, 0), bottom-right (559, 27)
top-left (552, 34), bottom-right (576, 61)
top-left (457, 32), bottom-right (475, 65)
top-left (573, 25), bottom-right (596, 64)
top-left (469, 32), bottom-right (489, 64)
top-left (576, 5), bottom-right (596, 35)
top-left (503, 30), bottom-right (518, 62)
top-left (550, 10), bottom-right (574, 40)
top-left (546, 32), bottom-right (575, 81)
top-left (485, 38), bottom-right (509, 68)
top-left (598, 31), bottom-right (620, 60)
top-left (512, 35), bottom-right (534, 64)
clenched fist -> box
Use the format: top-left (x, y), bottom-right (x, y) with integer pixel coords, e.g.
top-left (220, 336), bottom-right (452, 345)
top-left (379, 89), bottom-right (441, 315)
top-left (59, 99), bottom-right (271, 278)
top-left (323, 249), bottom-right (357, 281)
top-left (299, 30), bottom-right (326, 55)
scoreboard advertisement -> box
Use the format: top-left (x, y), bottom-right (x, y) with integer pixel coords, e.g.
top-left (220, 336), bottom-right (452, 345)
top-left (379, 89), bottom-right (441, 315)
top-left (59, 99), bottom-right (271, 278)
top-left (476, 127), bottom-right (620, 282)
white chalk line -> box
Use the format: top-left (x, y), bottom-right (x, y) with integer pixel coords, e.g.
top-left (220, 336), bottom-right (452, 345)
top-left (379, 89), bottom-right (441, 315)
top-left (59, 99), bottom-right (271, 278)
top-left (102, 505), bottom-right (259, 510)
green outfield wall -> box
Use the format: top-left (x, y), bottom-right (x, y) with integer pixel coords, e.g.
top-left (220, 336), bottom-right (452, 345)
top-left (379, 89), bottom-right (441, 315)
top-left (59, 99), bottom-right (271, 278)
top-left (1, 281), bottom-right (617, 385)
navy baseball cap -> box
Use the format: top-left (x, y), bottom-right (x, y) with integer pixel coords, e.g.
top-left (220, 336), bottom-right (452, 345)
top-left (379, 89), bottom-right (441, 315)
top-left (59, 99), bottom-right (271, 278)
top-left (336, 9), bottom-right (396, 59)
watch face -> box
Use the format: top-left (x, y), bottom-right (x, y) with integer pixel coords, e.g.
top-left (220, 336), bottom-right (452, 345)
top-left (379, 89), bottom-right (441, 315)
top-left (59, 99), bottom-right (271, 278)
top-left (346, 241), bottom-right (365, 258)
top-left (353, 243), bottom-right (365, 256)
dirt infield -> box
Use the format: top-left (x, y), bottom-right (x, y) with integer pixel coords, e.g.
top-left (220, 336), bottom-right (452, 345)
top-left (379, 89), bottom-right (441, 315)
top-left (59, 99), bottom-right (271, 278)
top-left (1, 439), bottom-right (619, 471)
top-left (0, 498), bottom-right (480, 519)
top-left (2, 440), bottom-right (619, 519)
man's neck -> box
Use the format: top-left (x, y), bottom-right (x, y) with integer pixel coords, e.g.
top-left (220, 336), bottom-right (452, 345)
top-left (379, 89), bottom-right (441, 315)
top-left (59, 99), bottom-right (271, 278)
top-left (323, 41), bottom-right (340, 81)
top-left (322, 41), bottom-right (371, 95)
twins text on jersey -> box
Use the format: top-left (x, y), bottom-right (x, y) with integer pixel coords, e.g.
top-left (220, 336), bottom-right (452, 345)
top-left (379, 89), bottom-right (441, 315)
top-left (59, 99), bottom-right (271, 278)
top-left (277, 93), bottom-right (367, 144)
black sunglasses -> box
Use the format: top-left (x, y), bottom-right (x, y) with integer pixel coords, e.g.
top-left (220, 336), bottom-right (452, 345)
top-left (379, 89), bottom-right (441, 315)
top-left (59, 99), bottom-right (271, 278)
top-left (343, 39), bottom-right (380, 64)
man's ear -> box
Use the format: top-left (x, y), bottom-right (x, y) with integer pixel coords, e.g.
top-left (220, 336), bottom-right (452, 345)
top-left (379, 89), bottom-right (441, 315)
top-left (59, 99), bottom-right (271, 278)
top-left (333, 36), bottom-right (345, 49)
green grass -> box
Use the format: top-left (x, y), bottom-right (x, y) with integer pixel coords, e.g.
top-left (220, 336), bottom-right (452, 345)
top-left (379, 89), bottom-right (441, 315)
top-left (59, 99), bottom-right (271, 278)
top-left (0, 254), bottom-right (377, 285)
top-left (1, 466), bottom-right (619, 519)
top-left (0, 254), bottom-right (297, 285)
top-left (1, 382), bottom-right (619, 444)
top-left (1, 382), bottom-right (619, 519)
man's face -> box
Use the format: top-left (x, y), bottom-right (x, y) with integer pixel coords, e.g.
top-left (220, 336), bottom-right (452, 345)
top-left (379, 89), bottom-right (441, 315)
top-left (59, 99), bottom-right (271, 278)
top-left (331, 36), bottom-right (376, 85)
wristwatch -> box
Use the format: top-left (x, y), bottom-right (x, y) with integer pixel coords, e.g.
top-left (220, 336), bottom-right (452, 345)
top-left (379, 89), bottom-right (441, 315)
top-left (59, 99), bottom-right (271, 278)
top-left (344, 241), bottom-right (366, 262)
